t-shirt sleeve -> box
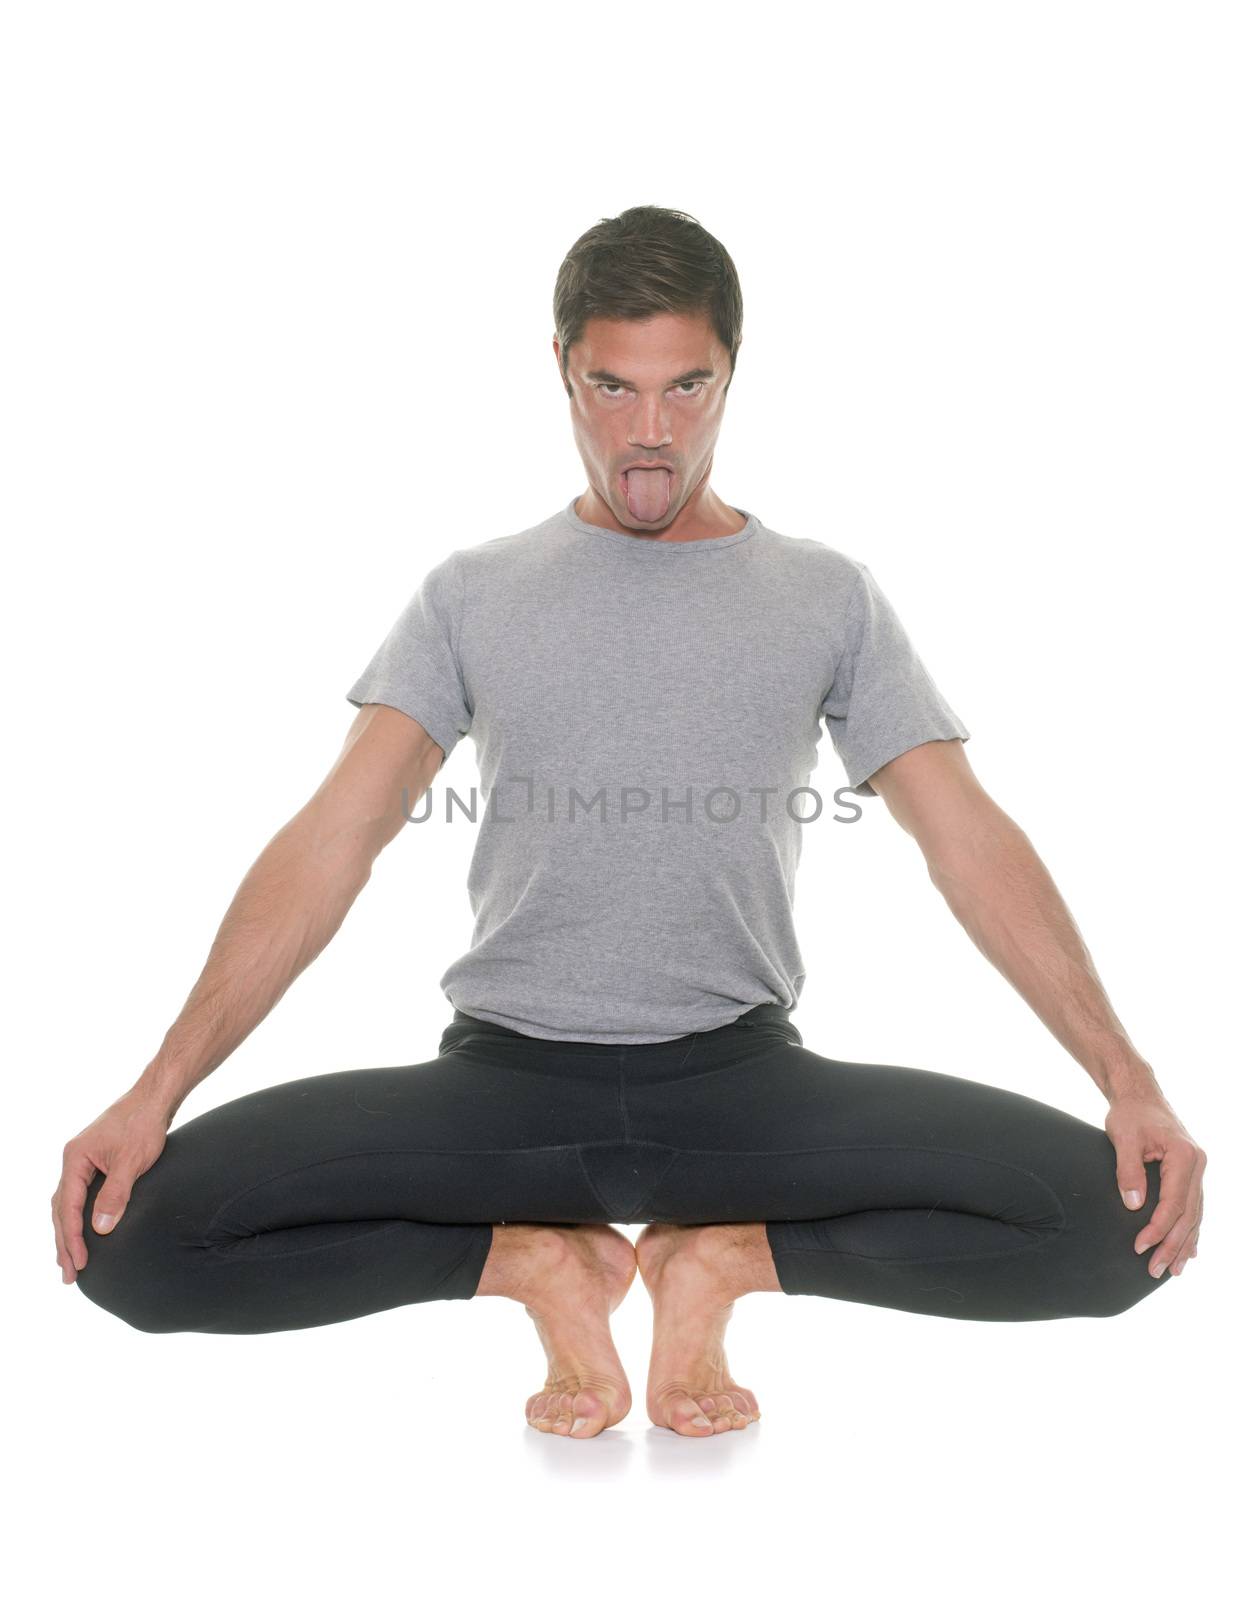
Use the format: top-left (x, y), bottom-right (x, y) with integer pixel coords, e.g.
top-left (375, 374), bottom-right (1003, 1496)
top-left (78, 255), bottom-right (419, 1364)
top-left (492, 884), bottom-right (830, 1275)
top-left (821, 560), bottom-right (970, 797)
top-left (344, 551), bottom-right (472, 766)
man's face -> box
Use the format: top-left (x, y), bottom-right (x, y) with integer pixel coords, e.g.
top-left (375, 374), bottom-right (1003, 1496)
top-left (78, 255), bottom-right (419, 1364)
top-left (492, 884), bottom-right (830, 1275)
top-left (556, 311), bottom-right (731, 532)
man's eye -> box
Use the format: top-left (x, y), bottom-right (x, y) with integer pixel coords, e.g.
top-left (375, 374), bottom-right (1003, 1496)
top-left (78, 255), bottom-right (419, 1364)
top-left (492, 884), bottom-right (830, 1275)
top-left (596, 382), bottom-right (705, 397)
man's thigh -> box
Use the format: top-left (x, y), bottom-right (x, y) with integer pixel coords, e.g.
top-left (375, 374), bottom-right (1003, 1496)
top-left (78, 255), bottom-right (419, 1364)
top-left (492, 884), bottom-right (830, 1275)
top-left (628, 1035), bottom-right (1131, 1232)
top-left (83, 1040), bottom-right (629, 1245)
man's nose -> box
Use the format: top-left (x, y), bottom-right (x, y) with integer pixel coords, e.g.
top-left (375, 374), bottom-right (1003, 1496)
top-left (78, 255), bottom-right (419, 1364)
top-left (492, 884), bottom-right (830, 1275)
top-left (627, 396), bottom-right (672, 448)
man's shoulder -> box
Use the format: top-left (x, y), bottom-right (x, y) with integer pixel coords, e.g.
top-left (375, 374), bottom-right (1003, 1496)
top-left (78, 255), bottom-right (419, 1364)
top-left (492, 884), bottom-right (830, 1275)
top-left (756, 521), bottom-right (868, 595)
top-left (451, 508), bottom-right (570, 574)
top-left (383, 513), bottom-right (565, 617)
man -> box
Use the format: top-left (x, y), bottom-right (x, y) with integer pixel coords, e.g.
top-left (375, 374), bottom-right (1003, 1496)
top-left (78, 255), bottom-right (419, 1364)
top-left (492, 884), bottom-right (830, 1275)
top-left (55, 206), bottom-right (1205, 1441)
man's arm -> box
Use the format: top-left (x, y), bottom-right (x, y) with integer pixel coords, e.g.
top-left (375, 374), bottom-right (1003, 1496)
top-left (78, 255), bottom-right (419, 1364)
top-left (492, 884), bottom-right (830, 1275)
top-left (137, 702), bottom-right (444, 1119)
top-left (866, 737), bottom-right (1205, 1279)
top-left (53, 703), bottom-right (444, 1282)
top-left (868, 740), bottom-right (1152, 1099)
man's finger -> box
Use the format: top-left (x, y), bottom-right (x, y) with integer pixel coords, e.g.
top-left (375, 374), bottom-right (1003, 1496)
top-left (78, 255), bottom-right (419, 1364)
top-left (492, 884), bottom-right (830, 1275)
top-left (51, 1198), bottom-right (73, 1284)
top-left (1166, 1172), bottom-right (1206, 1276)
top-left (1135, 1140), bottom-right (1201, 1257)
top-left (90, 1164), bottom-right (140, 1234)
top-left (1168, 1226), bottom-right (1200, 1275)
top-left (1148, 1211), bottom-right (1195, 1278)
top-left (1165, 1223), bottom-right (1199, 1274)
top-left (56, 1162), bottom-right (91, 1271)
top-left (1134, 1156), bottom-right (1189, 1256)
top-left (1113, 1140), bottom-right (1148, 1210)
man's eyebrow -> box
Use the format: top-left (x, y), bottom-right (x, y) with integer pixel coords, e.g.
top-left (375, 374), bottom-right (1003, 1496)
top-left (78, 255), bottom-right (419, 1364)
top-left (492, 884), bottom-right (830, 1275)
top-left (583, 367), bottom-right (716, 386)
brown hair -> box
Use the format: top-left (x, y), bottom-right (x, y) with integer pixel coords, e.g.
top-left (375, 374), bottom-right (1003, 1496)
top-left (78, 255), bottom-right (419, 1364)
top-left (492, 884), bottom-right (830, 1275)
top-left (552, 205), bottom-right (743, 397)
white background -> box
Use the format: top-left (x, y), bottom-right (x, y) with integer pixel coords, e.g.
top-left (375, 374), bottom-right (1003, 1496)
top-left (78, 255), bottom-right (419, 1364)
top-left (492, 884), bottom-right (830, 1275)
top-left (6, 2), bottom-right (1250, 1595)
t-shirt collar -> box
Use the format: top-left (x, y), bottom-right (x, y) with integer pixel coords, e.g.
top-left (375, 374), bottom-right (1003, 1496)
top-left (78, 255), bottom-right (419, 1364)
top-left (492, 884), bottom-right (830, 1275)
top-left (562, 497), bottom-right (759, 553)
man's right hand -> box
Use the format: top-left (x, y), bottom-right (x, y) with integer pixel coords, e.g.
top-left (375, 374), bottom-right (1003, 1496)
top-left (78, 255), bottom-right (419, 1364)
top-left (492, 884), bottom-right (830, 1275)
top-left (53, 1089), bottom-right (172, 1285)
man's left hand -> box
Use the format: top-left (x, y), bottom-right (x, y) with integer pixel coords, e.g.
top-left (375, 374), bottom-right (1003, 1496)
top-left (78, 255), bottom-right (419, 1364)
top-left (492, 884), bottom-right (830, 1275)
top-left (1105, 1091), bottom-right (1206, 1278)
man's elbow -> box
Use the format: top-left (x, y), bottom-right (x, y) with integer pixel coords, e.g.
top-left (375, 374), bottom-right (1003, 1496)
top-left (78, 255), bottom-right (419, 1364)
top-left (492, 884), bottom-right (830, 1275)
top-left (279, 795), bottom-right (390, 898)
top-left (921, 801), bottom-right (1029, 897)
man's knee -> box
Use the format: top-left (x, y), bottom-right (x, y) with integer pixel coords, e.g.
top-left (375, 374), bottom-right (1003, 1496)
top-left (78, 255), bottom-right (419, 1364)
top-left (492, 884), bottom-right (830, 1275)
top-left (1087, 1265), bottom-right (1173, 1318)
top-left (1082, 1228), bottom-right (1173, 1317)
top-left (73, 1208), bottom-right (198, 1334)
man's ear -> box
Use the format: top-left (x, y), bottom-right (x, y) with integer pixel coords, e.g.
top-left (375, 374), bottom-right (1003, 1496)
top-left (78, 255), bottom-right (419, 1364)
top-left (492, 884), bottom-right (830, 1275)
top-left (553, 334), bottom-right (573, 398)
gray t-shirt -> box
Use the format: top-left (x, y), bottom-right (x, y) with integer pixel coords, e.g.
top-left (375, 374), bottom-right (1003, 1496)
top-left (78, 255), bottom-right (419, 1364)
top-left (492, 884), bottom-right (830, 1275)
top-left (345, 498), bottom-right (969, 1042)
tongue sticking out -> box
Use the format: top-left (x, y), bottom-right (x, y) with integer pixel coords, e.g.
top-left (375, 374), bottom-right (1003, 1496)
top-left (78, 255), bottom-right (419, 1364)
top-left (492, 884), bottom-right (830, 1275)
top-left (623, 468), bottom-right (671, 522)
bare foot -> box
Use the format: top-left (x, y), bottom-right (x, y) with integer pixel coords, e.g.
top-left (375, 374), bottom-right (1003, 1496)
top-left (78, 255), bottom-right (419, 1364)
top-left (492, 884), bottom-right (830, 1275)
top-left (636, 1221), bottom-right (779, 1437)
top-left (475, 1222), bottom-right (637, 1439)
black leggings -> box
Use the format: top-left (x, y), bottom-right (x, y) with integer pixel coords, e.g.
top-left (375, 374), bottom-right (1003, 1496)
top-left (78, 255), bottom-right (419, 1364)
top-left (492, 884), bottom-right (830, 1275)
top-left (76, 1003), bottom-right (1170, 1334)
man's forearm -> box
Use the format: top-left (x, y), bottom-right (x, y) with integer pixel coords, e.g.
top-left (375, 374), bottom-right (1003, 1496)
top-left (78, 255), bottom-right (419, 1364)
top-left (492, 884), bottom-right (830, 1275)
top-left (923, 813), bottom-right (1161, 1104)
top-left (134, 812), bottom-right (374, 1120)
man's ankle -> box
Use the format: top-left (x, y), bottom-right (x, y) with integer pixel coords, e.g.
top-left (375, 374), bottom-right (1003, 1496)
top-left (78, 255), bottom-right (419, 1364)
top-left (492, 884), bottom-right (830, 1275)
top-left (728, 1222), bottom-right (784, 1295)
top-left (474, 1221), bottom-right (556, 1299)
